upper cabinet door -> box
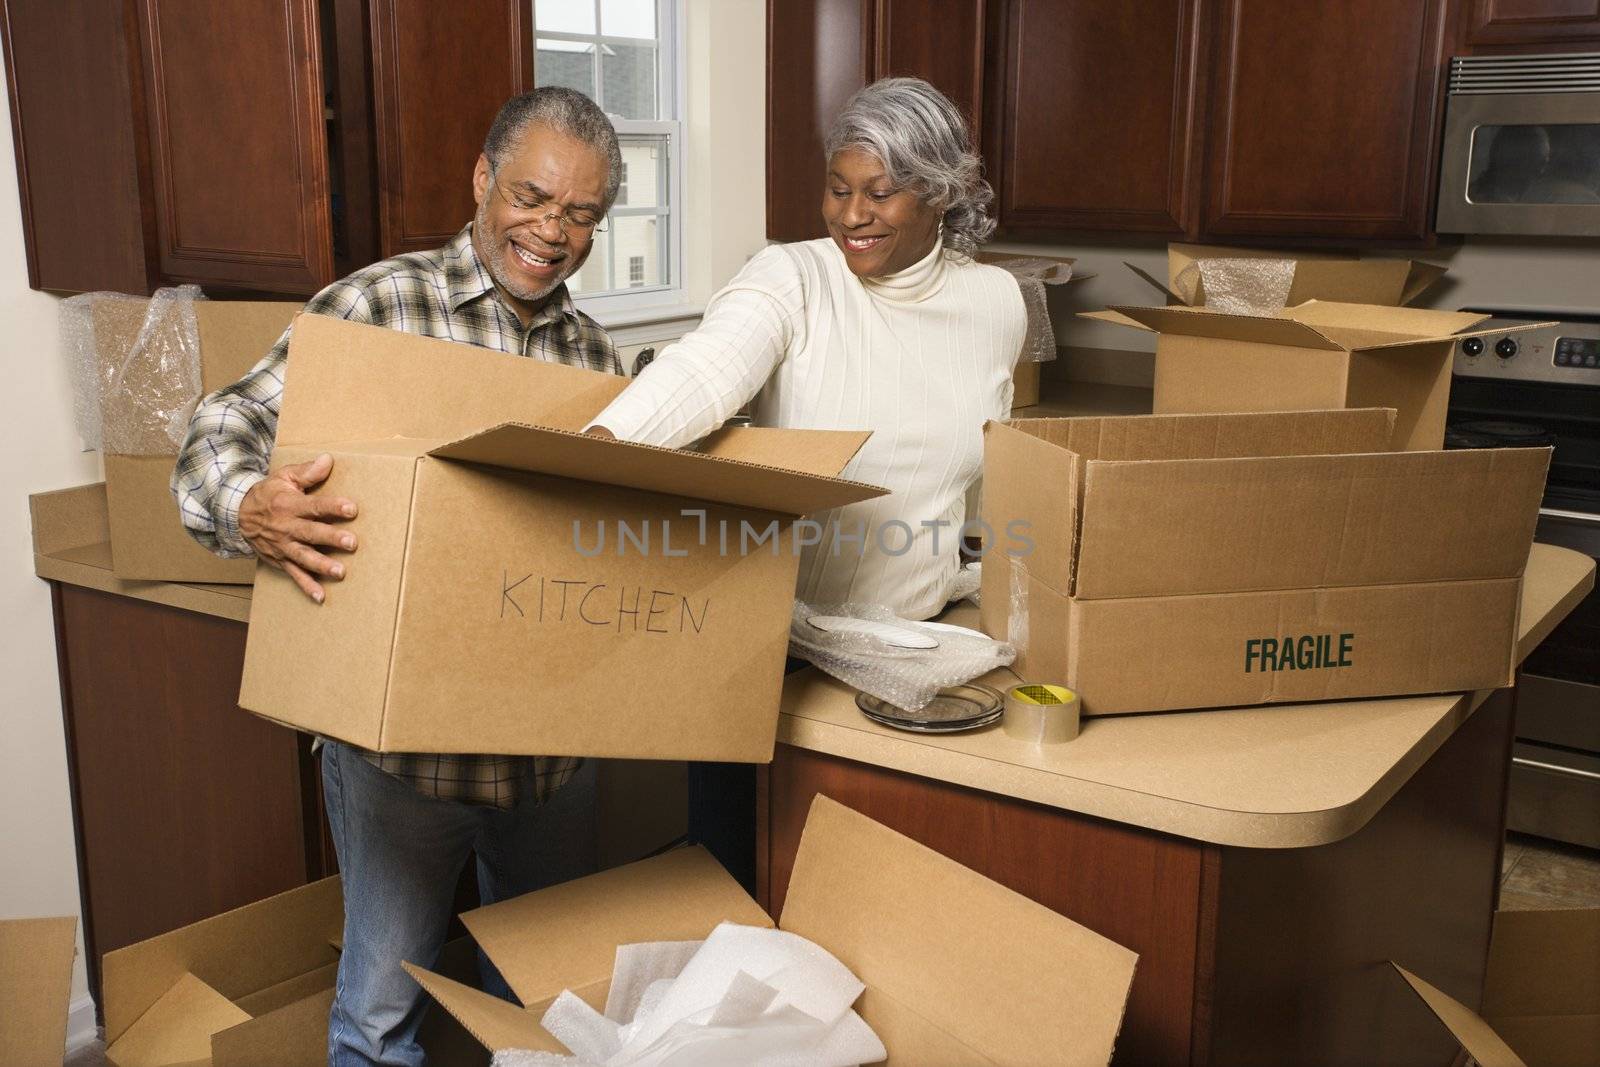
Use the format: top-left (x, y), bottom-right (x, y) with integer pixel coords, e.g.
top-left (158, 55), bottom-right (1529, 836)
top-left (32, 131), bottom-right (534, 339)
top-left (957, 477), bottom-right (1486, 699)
top-left (766, 0), bottom-right (871, 242)
top-left (1202, 0), bottom-right (1451, 242)
top-left (369, 0), bottom-right (533, 258)
top-left (991, 0), bottom-right (1205, 235)
top-left (874, 0), bottom-right (986, 144)
top-left (137, 0), bottom-right (334, 294)
top-left (1465, 0), bottom-right (1600, 50)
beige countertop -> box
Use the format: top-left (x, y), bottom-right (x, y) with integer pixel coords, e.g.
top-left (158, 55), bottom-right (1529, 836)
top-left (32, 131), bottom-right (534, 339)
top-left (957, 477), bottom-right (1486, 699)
top-left (779, 543), bottom-right (1593, 850)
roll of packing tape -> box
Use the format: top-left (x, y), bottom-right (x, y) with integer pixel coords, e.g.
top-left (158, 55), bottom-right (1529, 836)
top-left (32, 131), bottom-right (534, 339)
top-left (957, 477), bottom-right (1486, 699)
top-left (1003, 683), bottom-right (1080, 745)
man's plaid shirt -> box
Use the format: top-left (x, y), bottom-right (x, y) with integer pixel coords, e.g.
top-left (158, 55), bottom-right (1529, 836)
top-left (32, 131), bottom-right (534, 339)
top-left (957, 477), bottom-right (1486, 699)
top-left (172, 224), bottom-right (621, 809)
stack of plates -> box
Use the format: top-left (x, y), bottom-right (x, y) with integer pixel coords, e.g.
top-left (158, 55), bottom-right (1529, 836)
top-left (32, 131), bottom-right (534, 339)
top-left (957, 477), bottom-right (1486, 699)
top-left (856, 683), bottom-right (1004, 733)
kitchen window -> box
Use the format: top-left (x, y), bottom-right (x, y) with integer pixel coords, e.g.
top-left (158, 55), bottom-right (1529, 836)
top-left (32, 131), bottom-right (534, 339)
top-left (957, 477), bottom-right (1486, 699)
top-left (534, 0), bottom-right (682, 311)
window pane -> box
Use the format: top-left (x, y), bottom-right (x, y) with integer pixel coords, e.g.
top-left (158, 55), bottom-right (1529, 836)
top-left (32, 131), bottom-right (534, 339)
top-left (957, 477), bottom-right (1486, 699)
top-left (609, 214), bottom-right (665, 288)
top-left (600, 0), bottom-right (655, 39)
top-left (617, 136), bottom-right (666, 209)
top-left (566, 230), bottom-right (611, 297)
top-left (1468, 124), bottom-right (1600, 205)
top-left (601, 42), bottom-right (656, 120)
top-left (535, 39), bottom-right (597, 98)
top-left (535, 0), bottom-right (595, 34)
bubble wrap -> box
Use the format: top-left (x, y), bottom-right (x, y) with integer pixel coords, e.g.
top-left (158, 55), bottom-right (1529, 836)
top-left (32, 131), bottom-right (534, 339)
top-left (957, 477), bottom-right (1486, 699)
top-left (1174, 257), bottom-right (1295, 316)
top-left (491, 922), bottom-right (885, 1067)
top-left (789, 601), bottom-right (1014, 711)
top-left (987, 257), bottom-right (1073, 363)
top-left (60, 285), bottom-right (205, 454)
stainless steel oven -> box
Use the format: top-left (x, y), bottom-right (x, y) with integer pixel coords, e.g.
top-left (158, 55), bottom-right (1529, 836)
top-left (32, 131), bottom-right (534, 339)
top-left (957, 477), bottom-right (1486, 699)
top-left (1437, 52), bottom-right (1600, 237)
top-left (1447, 309), bottom-right (1600, 847)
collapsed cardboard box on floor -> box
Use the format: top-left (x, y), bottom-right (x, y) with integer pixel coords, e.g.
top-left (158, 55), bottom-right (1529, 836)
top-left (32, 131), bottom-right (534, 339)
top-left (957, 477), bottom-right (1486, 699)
top-left (407, 796), bottom-right (1140, 1066)
top-left (1130, 242), bottom-right (1447, 309)
top-left (87, 296), bottom-right (299, 584)
top-left (1082, 301), bottom-right (1549, 451)
top-left (980, 408), bottom-right (1550, 716)
top-left (0, 916), bottom-right (77, 1067)
top-left (239, 315), bottom-right (885, 763)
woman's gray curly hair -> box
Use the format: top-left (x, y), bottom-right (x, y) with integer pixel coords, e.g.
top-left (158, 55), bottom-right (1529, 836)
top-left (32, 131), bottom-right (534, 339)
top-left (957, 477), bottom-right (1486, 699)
top-left (823, 77), bottom-right (996, 258)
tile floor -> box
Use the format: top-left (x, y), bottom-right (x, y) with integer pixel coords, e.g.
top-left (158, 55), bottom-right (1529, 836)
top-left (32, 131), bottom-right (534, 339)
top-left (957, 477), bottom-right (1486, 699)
top-left (58, 833), bottom-right (1600, 1065)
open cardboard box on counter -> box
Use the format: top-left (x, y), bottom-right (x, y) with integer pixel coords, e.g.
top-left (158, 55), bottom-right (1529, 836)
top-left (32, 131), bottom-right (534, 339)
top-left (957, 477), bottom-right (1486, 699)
top-left (977, 251), bottom-right (1086, 410)
top-left (407, 796), bottom-right (1140, 1066)
top-left (1130, 242), bottom-right (1446, 308)
top-left (980, 408), bottom-right (1550, 716)
top-left (1082, 301), bottom-right (1550, 451)
top-left (89, 297), bottom-right (298, 584)
top-left (240, 316), bottom-right (885, 762)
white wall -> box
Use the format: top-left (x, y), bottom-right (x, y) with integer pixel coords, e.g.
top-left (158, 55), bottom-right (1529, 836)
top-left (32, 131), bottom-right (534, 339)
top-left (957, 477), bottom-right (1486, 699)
top-left (0, 87), bottom-right (99, 1030)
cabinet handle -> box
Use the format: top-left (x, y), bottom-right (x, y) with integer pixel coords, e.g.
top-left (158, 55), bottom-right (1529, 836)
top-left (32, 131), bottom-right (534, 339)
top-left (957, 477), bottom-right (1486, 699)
top-left (1513, 756), bottom-right (1600, 782)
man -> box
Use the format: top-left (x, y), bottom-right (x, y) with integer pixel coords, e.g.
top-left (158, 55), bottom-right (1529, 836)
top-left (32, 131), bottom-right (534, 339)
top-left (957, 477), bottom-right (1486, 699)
top-left (172, 87), bottom-right (623, 1066)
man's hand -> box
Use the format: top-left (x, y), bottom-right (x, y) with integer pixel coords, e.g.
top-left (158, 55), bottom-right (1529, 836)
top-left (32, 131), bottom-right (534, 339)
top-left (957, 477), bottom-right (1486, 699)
top-left (239, 453), bottom-right (358, 604)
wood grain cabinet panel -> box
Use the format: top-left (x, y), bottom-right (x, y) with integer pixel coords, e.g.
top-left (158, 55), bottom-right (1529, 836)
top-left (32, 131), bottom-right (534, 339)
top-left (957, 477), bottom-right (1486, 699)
top-left (1203, 0), bottom-right (1452, 241)
top-left (991, 0), bottom-right (1205, 235)
top-left (0, 0), bottom-right (152, 293)
top-left (1465, 0), bottom-right (1600, 48)
top-left (874, 0), bottom-right (986, 143)
top-left (136, 0), bottom-right (334, 294)
top-left (369, 0), bottom-right (533, 256)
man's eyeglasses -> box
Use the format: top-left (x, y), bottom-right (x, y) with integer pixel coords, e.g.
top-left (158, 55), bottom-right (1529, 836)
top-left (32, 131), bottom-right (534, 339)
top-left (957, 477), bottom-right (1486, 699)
top-left (491, 180), bottom-right (608, 237)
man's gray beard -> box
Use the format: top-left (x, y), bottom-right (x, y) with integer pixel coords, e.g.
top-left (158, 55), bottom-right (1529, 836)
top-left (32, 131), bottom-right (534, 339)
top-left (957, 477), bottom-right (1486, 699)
top-left (476, 207), bottom-right (566, 304)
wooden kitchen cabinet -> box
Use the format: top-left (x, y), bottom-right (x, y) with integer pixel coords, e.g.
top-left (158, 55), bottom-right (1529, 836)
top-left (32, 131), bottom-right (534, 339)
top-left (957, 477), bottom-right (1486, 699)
top-left (1200, 0), bottom-right (1453, 242)
top-left (1463, 0), bottom-right (1600, 51)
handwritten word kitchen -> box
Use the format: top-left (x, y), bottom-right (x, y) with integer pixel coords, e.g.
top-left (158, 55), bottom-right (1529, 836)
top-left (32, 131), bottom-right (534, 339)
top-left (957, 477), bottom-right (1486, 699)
top-left (499, 572), bottom-right (710, 635)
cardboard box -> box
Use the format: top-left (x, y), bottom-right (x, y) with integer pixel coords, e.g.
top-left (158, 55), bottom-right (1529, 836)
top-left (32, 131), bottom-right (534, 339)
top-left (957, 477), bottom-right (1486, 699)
top-left (239, 315), bottom-right (885, 761)
top-left (980, 408), bottom-right (1550, 716)
top-left (99, 877), bottom-right (486, 1067)
top-left (1011, 359), bottom-right (1041, 409)
top-left (0, 916), bottom-right (77, 1067)
top-left (1130, 242), bottom-right (1447, 308)
top-left (407, 795), bottom-right (1139, 1065)
top-left (1081, 300), bottom-right (1549, 451)
top-left (91, 298), bottom-right (300, 584)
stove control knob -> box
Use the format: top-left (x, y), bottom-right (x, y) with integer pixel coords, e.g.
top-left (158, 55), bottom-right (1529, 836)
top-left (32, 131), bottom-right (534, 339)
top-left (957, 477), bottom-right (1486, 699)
top-left (1461, 336), bottom-right (1486, 357)
top-left (1495, 337), bottom-right (1520, 360)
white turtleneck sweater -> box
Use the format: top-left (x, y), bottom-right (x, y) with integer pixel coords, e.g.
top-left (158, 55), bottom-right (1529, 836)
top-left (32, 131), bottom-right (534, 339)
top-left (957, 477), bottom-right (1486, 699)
top-left (588, 237), bottom-right (1027, 620)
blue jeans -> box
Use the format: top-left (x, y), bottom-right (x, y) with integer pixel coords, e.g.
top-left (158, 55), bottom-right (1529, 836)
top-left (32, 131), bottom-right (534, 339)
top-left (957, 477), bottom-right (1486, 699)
top-left (320, 740), bottom-right (598, 1066)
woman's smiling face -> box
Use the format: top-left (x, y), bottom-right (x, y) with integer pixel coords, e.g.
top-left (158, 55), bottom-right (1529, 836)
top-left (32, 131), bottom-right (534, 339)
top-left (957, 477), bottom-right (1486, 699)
top-left (821, 148), bottom-right (942, 279)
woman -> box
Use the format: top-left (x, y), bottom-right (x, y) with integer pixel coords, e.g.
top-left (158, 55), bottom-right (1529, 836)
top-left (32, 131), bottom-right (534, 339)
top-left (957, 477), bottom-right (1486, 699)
top-left (589, 77), bottom-right (1027, 622)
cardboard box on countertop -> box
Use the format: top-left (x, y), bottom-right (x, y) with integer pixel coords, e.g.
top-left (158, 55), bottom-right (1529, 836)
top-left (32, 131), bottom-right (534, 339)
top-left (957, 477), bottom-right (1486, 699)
top-left (1131, 242), bottom-right (1447, 308)
top-left (980, 408), bottom-right (1550, 716)
top-left (239, 315), bottom-right (886, 762)
top-left (91, 298), bottom-right (300, 585)
top-left (407, 795), bottom-right (1140, 1065)
top-left (1081, 300), bottom-right (1551, 451)
top-left (0, 916), bottom-right (77, 1067)
top-left (1011, 359), bottom-right (1041, 409)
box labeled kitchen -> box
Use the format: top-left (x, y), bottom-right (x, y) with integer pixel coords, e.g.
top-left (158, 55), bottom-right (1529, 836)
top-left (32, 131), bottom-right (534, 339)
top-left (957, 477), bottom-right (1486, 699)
top-left (980, 408), bottom-right (1550, 717)
top-left (239, 315), bottom-right (885, 762)
top-left (407, 796), bottom-right (1139, 1065)
top-left (85, 295), bottom-right (299, 584)
top-left (1135, 243), bottom-right (1447, 309)
top-left (1082, 301), bottom-right (1550, 451)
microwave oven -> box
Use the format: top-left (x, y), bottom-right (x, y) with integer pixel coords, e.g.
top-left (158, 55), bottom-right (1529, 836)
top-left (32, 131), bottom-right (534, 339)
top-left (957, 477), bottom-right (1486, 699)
top-left (1436, 52), bottom-right (1600, 237)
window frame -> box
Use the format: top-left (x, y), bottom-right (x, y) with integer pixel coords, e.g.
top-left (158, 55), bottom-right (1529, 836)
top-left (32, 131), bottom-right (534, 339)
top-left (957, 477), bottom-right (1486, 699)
top-left (533, 0), bottom-right (685, 315)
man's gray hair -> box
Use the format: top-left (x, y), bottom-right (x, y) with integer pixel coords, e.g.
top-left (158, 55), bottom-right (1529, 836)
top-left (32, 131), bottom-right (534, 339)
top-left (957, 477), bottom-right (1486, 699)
top-left (483, 87), bottom-right (623, 210)
top-left (823, 77), bottom-right (995, 258)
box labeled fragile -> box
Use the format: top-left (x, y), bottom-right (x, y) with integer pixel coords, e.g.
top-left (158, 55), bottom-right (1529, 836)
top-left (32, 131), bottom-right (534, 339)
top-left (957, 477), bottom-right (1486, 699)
top-left (980, 408), bottom-right (1550, 716)
top-left (239, 315), bottom-right (885, 761)
top-left (407, 796), bottom-right (1139, 1065)
top-left (1082, 301), bottom-right (1549, 451)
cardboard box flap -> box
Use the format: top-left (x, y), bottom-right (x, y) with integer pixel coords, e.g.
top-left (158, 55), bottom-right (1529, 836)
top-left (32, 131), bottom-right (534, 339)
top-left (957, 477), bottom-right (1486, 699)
top-left (1086, 305), bottom-right (1348, 350)
top-left (1283, 301), bottom-right (1490, 341)
top-left (1480, 908), bottom-right (1600, 1067)
top-left (106, 971), bottom-right (251, 1067)
top-left (1166, 244), bottom-right (1446, 306)
top-left (400, 966), bottom-right (556, 1054)
top-left (694, 425), bottom-right (871, 479)
top-left (1124, 262), bottom-right (1185, 304)
top-left (458, 847), bottom-right (772, 1013)
top-left (982, 421), bottom-right (1080, 595)
top-left (1393, 963), bottom-right (1527, 1067)
top-left (1341, 321), bottom-right (1552, 355)
top-left (276, 314), bottom-right (630, 448)
top-left (1008, 409), bottom-right (1394, 464)
top-left (1072, 446), bottom-right (1550, 599)
top-left (428, 423), bottom-right (887, 516)
top-left (1400, 260), bottom-right (1449, 304)
top-left (0, 916), bottom-right (77, 1067)
top-left (209, 986), bottom-right (334, 1067)
top-left (778, 796), bottom-right (1137, 1067)
top-left (193, 302), bottom-right (301, 393)
top-left (101, 875), bottom-right (342, 1043)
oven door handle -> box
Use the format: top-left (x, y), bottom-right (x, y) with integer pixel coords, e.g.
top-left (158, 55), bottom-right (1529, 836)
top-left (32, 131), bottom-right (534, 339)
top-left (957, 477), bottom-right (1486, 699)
top-left (1539, 508), bottom-right (1600, 527)
top-left (1513, 755), bottom-right (1600, 782)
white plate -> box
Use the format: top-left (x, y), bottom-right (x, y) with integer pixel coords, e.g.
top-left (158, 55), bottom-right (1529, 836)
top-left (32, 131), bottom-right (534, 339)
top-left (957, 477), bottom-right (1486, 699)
top-left (806, 615), bottom-right (939, 650)
top-left (915, 620), bottom-right (989, 641)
